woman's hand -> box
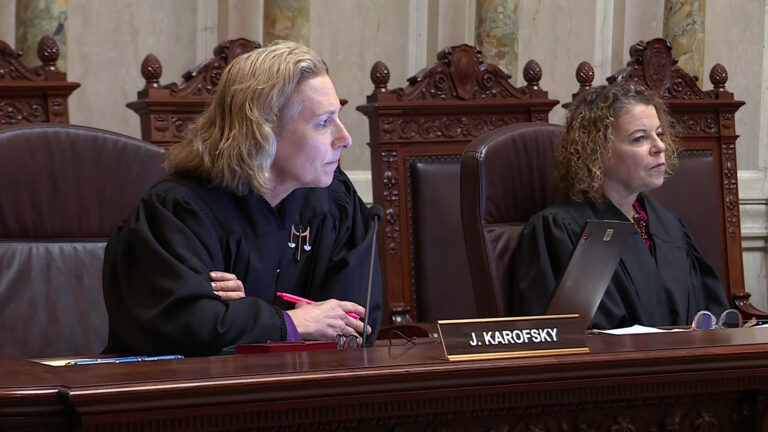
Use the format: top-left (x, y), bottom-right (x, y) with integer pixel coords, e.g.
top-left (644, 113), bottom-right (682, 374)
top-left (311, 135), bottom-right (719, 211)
top-left (209, 271), bottom-right (245, 301)
top-left (286, 299), bottom-right (371, 341)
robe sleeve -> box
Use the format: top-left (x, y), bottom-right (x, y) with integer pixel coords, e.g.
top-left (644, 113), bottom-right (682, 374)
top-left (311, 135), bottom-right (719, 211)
top-left (313, 170), bottom-right (383, 345)
top-left (510, 208), bottom-right (583, 317)
top-left (680, 217), bottom-right (730, 317)
top-left (102, 182), bottom-right (286, 356)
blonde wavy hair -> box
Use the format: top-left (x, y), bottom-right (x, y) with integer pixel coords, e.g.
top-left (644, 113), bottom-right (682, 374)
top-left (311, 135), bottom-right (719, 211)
top-left (555, 82), bottom-right (679, 202)
top-left (165, 40), bottom-right (328, 195)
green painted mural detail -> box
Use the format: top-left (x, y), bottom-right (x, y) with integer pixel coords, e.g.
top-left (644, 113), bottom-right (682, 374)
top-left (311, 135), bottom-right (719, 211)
top-left (15, 0), bottom-right (67, 71)
top-left (476, 0), bottom-right (518, 83)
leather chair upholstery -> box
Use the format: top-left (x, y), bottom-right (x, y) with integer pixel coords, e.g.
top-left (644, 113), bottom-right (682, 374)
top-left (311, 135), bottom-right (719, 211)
top-left (646, 152), bottom-right (723, 281)
top-left (410, 159), bottom-right (476, 321)
top-left (461, 123), bottom-right (564, 317)
top-left (0, 124), bottom-right (165, 358)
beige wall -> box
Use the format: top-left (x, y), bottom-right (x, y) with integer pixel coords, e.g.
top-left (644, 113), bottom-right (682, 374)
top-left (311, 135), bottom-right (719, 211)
top-left (705, 0), bottom-right (764, 173)
top-left (0, 0), bottom-right (14, 44)
top-left (66, 0), bottom-right (199, 138)
top-left (517, 0), bottom-right (598, 126)
top-left (310, 0), bottom-right (416, 173)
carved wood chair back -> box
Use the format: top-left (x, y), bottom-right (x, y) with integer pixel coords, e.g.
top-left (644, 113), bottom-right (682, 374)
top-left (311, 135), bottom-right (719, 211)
top-left (0, 35), bottom-right (80, 129)
top-left (571, 38), bottom-right (765, 318)
top-left (126, 38), bottom-right (261, 149)
top-left (357, 44), bottom-right (559, 326)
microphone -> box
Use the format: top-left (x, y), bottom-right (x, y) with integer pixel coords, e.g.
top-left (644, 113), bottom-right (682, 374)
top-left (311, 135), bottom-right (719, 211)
top-left (363, 204), bottom-right (383, 347)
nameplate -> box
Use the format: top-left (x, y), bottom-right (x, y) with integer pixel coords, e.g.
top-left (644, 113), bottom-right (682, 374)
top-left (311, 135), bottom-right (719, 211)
top-left (437, 315), bottom-right (588, 361)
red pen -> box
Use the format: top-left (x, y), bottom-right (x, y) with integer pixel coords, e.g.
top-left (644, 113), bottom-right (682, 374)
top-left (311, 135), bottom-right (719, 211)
top-left (276, 292), bottom-right (361, 320)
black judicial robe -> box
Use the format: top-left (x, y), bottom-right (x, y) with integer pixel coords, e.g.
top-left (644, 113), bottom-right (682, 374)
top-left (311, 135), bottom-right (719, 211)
top-left (510, 196), bottom-right (729, 329)
top-left (103, 169), bottom-right (382, 356)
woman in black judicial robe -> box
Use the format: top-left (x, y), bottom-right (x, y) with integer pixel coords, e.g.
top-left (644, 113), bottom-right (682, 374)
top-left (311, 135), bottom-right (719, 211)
top-left (510, 83), bottom-right (728, 329)
top-left (103, 41), bottom-right (382, 356)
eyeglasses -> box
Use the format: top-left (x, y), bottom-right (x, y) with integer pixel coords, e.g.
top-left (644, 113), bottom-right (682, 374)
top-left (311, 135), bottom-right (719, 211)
top-left (691, 308), bottom-right (743, 330)
top-left (336, 334), bottom-right (360, 350)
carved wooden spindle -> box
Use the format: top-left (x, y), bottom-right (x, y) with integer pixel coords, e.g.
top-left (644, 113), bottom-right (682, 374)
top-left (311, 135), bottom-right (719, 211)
top-left (36, 35), bottom-right (59, 72)
top-left (141, 54), bottom-right (163, 89)
top-left (522, 59), bottom-right (542, 91)
top-left (370, 61), bottom-right (390, 93)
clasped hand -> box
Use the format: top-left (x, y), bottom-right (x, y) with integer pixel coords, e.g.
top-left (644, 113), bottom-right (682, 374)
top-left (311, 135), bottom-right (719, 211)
top-left (209, 271), bottom-right (370, 341)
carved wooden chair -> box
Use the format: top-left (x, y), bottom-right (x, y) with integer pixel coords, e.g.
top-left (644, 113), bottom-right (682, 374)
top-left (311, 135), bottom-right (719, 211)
top-left (0, 35), bottom-right (80, 129)
top-left (570, 38), bottom-right (765, 319)
top-left (357, 45), bottom-right (559, 327)
top-left (126, 38), bottom-right (261, 149)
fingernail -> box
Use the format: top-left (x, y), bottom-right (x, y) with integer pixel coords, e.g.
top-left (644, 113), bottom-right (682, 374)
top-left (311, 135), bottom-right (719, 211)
top-left (211, 282), bottom-right (217, 288)
top-left (209, 271), bottom-right (217, 277)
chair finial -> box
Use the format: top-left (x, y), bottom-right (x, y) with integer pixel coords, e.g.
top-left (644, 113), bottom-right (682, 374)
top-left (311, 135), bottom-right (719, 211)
top-left (141, 54), bottom-right (163, 88)
top-left (371, 61), bottom-right (390, 93)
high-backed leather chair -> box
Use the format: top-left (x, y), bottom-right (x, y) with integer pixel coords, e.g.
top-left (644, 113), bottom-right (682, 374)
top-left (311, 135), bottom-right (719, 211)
top-left (461, 123), bottom-right (563, 317)
top-left (357, 44), bottom-right (559, 326)
top-left (0, 124), bottom-right (165, 358)
top-left (572, 38), bottom-right (766, 319)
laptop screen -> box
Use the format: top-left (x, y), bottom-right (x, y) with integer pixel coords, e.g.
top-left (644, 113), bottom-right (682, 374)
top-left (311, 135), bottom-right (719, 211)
top-left (545, 220), bottom-right (635, 329)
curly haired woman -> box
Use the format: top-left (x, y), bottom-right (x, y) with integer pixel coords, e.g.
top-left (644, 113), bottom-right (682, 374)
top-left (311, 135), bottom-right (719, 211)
top-left (510, 83), bottom-right (728, 328)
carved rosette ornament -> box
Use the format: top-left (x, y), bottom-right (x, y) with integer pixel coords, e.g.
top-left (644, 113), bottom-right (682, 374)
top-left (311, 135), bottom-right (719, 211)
top-left (381, 150), bottom-right (400, 256)
top-left (0, 101), bottom-right (46, 125)
top-left (675, 114), bottom-right (718, 136)
top-left (379, 114), bottom-right (528, 142)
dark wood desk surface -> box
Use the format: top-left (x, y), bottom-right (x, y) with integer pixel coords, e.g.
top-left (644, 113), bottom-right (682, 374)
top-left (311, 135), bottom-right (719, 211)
top-left (3, 328), bottom-right (768, 431)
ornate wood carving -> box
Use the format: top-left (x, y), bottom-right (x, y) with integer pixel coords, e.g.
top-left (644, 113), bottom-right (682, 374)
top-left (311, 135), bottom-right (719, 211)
top-left (0, 35), bottom-right (79, 129)
top-left (381, 149), bottom-right (400, 257)
top-left (126, 38), bottom-right (261, 149)
top-left (570, 38), bottom-right (759, 319)
top-left (379, 113), bottom-right (531, 142)
top-left (6, 330), bottom-right (768, 431)
top-left (0, 100), bottom-right (46, 125)
top-left (393, 45), bottom-right (529, 101)
top-left (358, 44), bottom-right (559, 325)
top-left (607, 39), bottom-right (707, 100)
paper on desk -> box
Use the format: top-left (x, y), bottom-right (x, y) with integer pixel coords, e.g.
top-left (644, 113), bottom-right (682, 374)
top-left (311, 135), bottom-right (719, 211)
top-left (594, 324), bottom-right (690, 335)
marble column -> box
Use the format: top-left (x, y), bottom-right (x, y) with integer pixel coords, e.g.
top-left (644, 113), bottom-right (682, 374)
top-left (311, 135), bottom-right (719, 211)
top-left (263, 0), bottom-right (308, 46)
top-left (15, 0), bottom-right (67, 71)
top-left (475, 0), bottom-right (518, 83)
top-left (663, 0), bottom-right (705, 80)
